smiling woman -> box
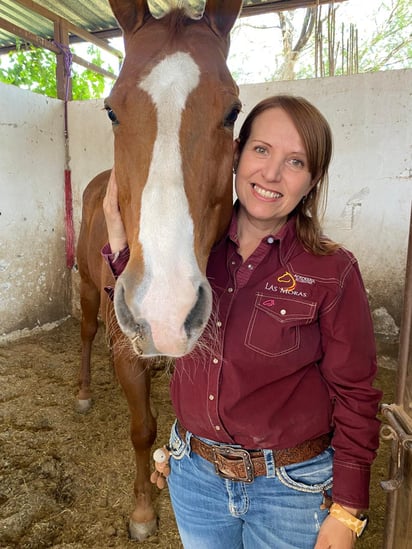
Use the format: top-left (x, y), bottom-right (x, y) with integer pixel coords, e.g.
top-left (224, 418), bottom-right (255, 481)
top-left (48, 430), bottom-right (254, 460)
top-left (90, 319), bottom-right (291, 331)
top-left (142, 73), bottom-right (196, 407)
top-left (234, 107), bottom-right (314, 245)
top-left (234, 94), bottom-right (335, 256)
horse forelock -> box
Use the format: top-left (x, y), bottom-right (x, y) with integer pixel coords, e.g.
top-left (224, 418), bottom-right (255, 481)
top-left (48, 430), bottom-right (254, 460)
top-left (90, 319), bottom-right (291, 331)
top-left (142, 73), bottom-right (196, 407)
top-left (159, 8), bottom-right (196, 39)
top-left (153, 0), bottom-right (204, 22)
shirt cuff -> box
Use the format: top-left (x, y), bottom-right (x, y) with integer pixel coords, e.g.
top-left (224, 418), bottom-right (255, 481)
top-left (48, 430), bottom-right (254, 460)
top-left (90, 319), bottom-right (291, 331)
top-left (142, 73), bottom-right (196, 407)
top-left (332, 458), bottom-right (371, 509)
top-left (101, 244), bottom-right (130, 277)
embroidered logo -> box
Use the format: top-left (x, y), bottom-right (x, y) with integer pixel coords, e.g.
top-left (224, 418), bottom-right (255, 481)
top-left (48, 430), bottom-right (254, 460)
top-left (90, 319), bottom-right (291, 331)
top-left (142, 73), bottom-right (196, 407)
top-left (277, 271), bottom-right (296, 291)
top-left (295, 274), bottom-right (315, 285)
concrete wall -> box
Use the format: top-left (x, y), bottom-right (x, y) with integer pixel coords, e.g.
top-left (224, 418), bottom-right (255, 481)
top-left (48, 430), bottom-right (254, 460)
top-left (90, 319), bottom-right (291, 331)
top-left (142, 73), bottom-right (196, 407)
top-left (1, 69), bottom-right (411, 343)
top-left (0, 83), bottom-right (70, 338)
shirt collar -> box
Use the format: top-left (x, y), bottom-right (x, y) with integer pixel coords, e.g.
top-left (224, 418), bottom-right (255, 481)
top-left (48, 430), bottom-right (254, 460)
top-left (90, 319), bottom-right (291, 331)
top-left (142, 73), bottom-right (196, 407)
top-left (224, 201), bottom-right (301, 265)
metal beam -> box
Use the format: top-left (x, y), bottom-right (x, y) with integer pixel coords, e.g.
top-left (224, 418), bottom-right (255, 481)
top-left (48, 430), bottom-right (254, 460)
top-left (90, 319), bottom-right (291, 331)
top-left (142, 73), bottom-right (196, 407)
top-left (71, 53), bottom-right (118, 80)
top-left (241, 0), bottom-right (347, 16)
top-left (11, 0), bottom-right (122, 59)
top-left (0, 16), bottom-right (59, 53)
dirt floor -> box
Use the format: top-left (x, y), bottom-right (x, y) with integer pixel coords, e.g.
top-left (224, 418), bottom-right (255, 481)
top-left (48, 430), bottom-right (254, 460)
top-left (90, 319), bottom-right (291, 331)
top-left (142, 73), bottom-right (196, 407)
top-left (0, 317), bottom-right (396, 549)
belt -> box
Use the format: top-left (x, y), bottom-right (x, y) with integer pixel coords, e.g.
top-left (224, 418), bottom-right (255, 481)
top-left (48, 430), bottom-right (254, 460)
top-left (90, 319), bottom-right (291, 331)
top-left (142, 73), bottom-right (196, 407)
top-left (178, 424), bottom-right (331, 483)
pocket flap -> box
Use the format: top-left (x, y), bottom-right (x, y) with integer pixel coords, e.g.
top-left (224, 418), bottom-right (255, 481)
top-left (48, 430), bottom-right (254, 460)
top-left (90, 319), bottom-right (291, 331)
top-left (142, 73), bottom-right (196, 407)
top-left (255, 294), bottom-right (316, 324)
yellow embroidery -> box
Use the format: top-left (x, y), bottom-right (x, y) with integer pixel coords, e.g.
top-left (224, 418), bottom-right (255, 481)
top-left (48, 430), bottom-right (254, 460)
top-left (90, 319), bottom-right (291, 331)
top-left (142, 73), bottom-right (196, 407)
top-left (277, 271), bottom-right (296, 291)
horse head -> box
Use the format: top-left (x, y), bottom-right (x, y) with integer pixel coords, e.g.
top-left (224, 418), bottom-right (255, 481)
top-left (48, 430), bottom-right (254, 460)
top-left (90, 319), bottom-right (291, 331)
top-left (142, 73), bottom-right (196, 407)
top-left (106, 0), bottom-right (242, 357)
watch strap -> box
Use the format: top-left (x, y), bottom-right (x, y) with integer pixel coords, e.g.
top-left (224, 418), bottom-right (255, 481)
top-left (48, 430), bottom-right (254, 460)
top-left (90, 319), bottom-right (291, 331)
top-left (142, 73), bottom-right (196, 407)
top-left (329, 503), bottom-right (368, 538)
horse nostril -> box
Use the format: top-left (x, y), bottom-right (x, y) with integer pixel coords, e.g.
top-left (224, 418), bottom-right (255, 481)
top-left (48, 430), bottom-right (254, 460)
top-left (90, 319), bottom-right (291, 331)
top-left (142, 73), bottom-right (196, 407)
top-left (114, 279), bottom-right (147, 341)
top-left (184, 284), bottom-right (209, 338)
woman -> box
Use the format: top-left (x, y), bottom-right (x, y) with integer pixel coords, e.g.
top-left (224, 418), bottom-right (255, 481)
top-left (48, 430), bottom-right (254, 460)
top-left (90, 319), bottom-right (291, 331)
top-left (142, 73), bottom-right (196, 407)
top-left (102, 95), bottom-right (382, 549)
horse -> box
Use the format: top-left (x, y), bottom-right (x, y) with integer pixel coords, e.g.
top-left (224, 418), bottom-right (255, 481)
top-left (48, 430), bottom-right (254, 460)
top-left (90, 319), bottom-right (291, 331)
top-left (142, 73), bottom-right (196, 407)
top-left (76, 0), bottom-right (242, 540)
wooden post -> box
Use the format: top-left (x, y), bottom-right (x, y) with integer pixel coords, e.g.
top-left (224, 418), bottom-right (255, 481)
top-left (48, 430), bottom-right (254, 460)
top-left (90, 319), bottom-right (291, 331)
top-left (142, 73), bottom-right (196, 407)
top-left (54, 19), bottom-right (72, 101)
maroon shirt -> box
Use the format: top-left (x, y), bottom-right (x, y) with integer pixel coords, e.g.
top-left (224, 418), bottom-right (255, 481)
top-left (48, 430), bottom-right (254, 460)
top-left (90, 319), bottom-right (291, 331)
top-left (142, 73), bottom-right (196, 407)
top-left (103, 210), bottom-right (382, 508)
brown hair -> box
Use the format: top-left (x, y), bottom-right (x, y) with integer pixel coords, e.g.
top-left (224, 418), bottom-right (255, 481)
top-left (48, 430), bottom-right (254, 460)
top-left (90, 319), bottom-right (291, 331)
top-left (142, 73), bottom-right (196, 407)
top-left (237, 95), bottom-right (339, 255)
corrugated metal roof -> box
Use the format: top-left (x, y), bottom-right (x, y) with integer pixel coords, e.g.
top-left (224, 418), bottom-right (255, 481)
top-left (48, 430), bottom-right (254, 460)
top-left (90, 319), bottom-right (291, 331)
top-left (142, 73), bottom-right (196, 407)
top-left (0, 0), bottom-right (118, 52)
top-left (0, 0), bottom-right (344, 53)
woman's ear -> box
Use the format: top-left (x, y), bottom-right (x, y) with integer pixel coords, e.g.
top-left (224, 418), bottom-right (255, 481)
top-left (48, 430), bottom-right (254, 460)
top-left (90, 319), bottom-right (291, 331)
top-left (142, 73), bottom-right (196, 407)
top-left (310, 171), bottom-right (322, 190)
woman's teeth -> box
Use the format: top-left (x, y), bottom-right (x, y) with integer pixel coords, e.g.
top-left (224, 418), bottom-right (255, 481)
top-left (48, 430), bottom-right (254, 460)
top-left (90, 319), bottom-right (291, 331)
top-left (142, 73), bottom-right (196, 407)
top-left (253, 184), bottom-right (282, 199)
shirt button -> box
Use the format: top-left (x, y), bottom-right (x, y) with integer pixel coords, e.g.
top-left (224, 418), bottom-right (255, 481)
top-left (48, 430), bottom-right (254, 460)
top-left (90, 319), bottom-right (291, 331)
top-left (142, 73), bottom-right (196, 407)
top-left (215, 425), bottom-right (221, 431)
top-left (216, 321), bottom-right (222, 328)
top-left (280, 309), bottom-right (287, 315)
top-left (212, 357), bottom-right (219, 364)
top-left (231, 260), bottom-right (236, 265)
top-left (209, 394), bottom-right (214, 400)
top-left (247, 264), bottom-right (254, 270)
top-left (227, 287), bottom-right (233, 293)
top-left (267, 237), bottom-right (275, 244)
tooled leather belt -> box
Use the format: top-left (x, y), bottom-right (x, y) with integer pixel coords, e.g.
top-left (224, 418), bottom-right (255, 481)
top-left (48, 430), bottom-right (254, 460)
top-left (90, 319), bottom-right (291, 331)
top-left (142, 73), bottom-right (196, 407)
top-left (178, 424), bottom-right (331, 483)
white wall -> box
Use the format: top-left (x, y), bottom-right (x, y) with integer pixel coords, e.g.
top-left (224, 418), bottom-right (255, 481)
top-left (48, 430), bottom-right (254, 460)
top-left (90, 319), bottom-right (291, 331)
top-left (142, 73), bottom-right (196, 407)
top-left (67, 99), bottom-right (114, 318)
top-left (0, 83), bottom-right (70, 337)
top-left (1, 69), bottom-right (411, 340)
top-left (68, 99), bottom-right (114, 235)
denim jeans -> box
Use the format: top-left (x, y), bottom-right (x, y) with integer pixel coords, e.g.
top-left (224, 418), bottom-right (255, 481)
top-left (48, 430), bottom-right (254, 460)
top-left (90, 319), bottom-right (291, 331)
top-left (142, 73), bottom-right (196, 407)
top-left (167, 421), bottom-right (333, 549)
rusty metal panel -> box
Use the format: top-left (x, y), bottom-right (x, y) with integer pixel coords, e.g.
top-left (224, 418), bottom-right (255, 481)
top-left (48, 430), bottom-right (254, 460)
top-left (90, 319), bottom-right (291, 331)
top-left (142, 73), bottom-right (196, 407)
top-left (394, 449), bottom-right (412, 547)
top-left (381, 204), bottom-right (412, 549)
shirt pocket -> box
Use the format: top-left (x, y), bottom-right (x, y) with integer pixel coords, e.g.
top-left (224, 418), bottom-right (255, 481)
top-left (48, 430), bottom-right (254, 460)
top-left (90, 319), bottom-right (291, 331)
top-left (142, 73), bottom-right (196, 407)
top-left (245, 294), bottom-right (317, 358)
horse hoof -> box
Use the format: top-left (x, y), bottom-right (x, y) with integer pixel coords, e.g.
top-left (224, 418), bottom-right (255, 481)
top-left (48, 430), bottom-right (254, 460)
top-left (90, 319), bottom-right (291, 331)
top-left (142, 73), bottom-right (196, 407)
top-left (129, 517), bottom-right (157, 541)
top-left (75, 398), bottom-right (92, 413)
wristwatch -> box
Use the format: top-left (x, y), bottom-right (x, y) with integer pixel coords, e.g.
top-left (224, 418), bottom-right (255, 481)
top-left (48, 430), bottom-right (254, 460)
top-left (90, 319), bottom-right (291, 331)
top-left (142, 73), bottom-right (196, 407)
top-left (329, 503), bottom-right (369, 538)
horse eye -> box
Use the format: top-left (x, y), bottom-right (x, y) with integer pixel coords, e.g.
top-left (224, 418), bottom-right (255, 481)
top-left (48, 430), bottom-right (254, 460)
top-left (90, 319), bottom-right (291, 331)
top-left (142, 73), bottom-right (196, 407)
top-left (106, 107), bottom-right (118, 125)
top-left (224, 105), bottom-right (241, 128)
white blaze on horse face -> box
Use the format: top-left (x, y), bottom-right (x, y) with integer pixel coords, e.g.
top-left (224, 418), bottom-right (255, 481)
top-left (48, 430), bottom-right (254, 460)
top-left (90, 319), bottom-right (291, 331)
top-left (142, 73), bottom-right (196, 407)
top-left (136, 52), bottom-right (209, 355)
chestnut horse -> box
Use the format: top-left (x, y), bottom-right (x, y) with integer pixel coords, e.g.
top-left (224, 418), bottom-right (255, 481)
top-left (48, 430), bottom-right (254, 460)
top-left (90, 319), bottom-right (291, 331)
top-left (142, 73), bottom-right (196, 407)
top-left (76, 0), bottom-right (242, 541)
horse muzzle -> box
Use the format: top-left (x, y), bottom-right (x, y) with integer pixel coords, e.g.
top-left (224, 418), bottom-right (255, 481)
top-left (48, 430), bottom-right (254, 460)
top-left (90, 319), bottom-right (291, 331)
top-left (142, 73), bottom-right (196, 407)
top-left (113, 274), bottom-right (212, 357)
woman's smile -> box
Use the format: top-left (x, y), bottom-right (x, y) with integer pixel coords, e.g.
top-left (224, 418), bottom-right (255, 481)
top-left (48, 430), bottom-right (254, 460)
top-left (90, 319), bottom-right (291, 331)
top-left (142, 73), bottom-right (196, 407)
top-left (251, 183), bottom-right (283, 201)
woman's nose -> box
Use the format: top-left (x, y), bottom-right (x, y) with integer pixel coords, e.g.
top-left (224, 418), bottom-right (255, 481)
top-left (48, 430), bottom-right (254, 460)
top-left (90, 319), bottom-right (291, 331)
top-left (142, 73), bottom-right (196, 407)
top-left (262, 156), bottom-right (282, 182)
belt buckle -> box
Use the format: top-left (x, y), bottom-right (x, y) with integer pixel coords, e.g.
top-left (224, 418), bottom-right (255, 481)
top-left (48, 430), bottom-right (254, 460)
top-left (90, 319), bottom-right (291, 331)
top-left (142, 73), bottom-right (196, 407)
top-left (212, 445), bottom-right (254, 483)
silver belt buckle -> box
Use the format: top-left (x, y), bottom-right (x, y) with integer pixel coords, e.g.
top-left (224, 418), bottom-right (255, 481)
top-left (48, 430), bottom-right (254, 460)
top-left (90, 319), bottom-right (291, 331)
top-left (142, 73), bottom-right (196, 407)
top-left (212, 445), bottom-right (254, 482)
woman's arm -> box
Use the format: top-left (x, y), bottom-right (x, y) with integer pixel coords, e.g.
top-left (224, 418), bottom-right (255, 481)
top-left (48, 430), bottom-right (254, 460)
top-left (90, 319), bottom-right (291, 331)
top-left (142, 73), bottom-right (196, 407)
top-left (103, 168), bottom-right (128, 254)
top-left (101, 168), bottom-right (130, 291)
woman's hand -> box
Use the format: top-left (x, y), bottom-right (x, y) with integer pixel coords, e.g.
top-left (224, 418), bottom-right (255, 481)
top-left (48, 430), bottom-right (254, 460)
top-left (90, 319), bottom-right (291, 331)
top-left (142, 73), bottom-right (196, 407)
top-left (314, 514), bottom-right (356, 549)
top-left (103, 168), bottom-right (127, 254)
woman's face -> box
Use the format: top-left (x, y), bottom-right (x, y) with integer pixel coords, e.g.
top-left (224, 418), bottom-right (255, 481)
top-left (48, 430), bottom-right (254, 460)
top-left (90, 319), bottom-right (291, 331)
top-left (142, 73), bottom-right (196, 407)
top-left (235, 107), bottom-right (315, 231)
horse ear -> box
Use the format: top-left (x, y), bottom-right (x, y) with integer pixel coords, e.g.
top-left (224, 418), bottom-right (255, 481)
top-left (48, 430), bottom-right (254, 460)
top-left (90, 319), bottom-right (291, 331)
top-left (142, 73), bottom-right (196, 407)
top-left (108, 0), bottom-right (151, 34)
top-left (203, 0), bottom-right (243, 38)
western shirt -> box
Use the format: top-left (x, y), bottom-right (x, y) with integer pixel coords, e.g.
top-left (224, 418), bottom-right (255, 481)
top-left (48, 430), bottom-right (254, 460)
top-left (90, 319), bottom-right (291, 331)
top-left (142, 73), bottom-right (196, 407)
top-left (171, 212), bottom-right (381, 509)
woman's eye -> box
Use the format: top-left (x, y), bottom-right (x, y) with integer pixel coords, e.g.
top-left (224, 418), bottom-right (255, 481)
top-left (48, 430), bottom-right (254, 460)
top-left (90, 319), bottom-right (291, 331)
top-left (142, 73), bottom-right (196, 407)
top-left (289, 158), bottom-right (305, 169)
top-left (105, 107), bottom-right (118, 125)
top-left (254, 146), bottom-right (267, 154)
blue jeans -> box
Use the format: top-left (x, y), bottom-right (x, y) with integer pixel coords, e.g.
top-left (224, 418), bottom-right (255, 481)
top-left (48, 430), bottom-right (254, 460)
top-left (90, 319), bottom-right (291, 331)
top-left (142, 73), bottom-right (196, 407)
top-left (167, 421), bottom-right (333, 549)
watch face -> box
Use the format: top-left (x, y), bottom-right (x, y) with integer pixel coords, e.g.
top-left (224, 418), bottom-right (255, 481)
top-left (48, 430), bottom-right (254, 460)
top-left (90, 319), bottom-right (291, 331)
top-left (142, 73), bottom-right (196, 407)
top-left (357, 515), bottom-right (369, 538)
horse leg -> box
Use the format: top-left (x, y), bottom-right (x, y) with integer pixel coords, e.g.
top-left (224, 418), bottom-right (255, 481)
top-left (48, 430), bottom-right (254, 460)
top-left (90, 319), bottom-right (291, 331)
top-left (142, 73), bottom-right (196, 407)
top-left (113, 343), bottom-right (157, 541)
top-left (77, 279), bottom-right (100, 413)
